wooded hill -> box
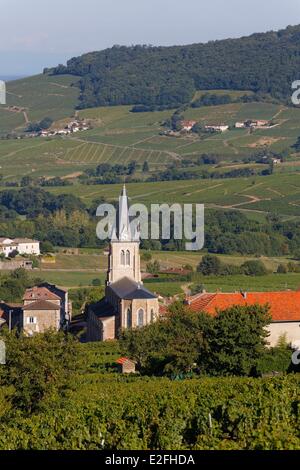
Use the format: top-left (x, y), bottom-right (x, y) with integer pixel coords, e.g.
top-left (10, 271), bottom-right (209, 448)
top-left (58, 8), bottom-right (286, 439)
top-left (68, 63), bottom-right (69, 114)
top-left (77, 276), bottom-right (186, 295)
top-left (48, 24), bottom-right (300, 108)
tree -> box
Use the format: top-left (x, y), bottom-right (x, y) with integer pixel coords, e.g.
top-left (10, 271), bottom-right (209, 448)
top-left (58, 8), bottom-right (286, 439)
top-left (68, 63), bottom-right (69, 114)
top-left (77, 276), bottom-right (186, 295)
top-left (291, 136), bottom-right (300, 152)
top-left (121, 303), bottom-right (212, 375)
top-left (0, 330), bottom-right (82, 413)
top-left (39, 117), bottom-right (53, 130)
top-left (121, 302), bottom-right (271, 377)
top-left (277, 263), bottom-right (287, 274)
top-left (146, 260), bottom-right (160, 275)
top-left (142, 161), bottom-right (149, 172)
top-left (197, 254), bottom-right (222, 276)
top-left (141, 251), bottom-right (152, 261)
top-left (8, 249), bottom-right (19, 259)
top-left (206, 305), bottom-right (271, 376)
top-left (190, 283), bottom-right (206, 295)
top-left (40, 241), bottom-right (54, 253)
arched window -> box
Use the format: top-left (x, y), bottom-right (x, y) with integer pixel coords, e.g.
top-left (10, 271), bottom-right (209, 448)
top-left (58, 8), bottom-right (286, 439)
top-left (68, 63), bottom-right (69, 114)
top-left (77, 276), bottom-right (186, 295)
top-left (120, 250), bottom-right (125, 265)
top-left (151, 309), bottom-right (155, 323)
top-left (126, 250), bottom-right (130, 266)
top-left (126, 309), bottom-right (132, 329)
top-left (137, 309), bottom-right (144, 328)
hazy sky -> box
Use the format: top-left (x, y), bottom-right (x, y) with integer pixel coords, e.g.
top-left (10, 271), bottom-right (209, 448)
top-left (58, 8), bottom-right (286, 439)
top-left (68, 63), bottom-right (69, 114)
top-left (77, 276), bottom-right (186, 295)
top-left (1, 0), bottom-right (300, 75)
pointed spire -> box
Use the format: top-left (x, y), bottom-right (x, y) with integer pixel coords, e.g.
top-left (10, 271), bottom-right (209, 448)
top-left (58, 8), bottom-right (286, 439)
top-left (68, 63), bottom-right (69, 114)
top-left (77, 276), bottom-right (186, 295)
top-left (118, 184), bottom-right (131, 241)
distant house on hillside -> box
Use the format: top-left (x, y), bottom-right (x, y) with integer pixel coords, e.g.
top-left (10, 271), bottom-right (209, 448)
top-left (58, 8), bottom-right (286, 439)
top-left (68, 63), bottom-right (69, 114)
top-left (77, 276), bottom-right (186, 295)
top-left (235, 122), bottom-right (246, 128)
top-left (180, 120), bottom-right (197, 132)
top-left (0, 238), bottom-right (40, 258)
top-left (185, 290), bottom-right (300, 348)
top-left (205, 124), bottom-right (229, 132)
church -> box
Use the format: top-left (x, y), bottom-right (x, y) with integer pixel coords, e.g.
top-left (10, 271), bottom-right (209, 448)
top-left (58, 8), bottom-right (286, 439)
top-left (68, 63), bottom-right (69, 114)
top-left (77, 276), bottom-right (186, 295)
top-left (87, 186), bottom-right (159, 341)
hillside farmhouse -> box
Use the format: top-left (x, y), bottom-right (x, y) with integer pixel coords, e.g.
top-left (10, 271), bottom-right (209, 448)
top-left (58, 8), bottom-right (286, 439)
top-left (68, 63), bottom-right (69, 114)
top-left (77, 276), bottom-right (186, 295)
top-left (180, 120), bottom-right (197, 131)
top-left (205, 124), bottom-right (229, 132)
top-left (185, 291), bottom-right (300, 348)
top-left (0, 238), bottom-right (40, 258)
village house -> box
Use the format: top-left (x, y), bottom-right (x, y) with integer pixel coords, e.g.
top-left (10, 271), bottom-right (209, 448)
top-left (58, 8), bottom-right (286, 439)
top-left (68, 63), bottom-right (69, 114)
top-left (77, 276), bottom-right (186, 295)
top-left (205, 124), bottom-right (229, 132)
top-left (185, 291), bottom-right (300, 348)
top-left (180, 120), bottom-right (197, 132)
top-left (0, 238), bottom-right (40, 258)
top-left (235, 120), bottom-right (271, 129)
top-left (87, 186), bottom-right (160, 342)
top-left (235, 122), bottom-right (246, 128)
top-left (0, 283), bottom-right (71, 335)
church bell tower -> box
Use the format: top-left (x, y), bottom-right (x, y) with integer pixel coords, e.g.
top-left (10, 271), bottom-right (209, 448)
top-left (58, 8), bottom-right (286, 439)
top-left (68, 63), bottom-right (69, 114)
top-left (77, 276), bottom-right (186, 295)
top-left (106, 185), bottom-right (142, 285)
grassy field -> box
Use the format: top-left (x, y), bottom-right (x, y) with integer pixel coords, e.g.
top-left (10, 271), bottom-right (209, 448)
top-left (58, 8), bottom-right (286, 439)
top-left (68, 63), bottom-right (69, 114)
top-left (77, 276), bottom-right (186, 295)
top-left (32, 268), bottom-right (300, 294)
top-left (0, 74), bottom-right (79, 135)
top-left (35, 270), bottom-right (106, 288)
top-left (45, 172), bottom-right (300, 218)
top-left (1, 75), bottom-right (300, 181)
top-left (188, 273), bottom-right (300, 293)
top-left (31, 250), bottom-right (300, 294)
top-left (41, 250), bottom-right (292, 273)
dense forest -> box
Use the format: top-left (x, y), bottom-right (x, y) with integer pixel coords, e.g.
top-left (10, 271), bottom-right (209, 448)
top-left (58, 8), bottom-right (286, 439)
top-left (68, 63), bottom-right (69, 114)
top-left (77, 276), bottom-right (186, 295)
top-left (47, 24), bottom-right (300, 108)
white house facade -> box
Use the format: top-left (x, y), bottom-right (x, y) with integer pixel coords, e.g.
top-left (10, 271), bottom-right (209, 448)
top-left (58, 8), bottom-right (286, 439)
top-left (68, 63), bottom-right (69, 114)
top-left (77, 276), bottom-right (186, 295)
top-left (0, 238), bottom-right (40, 257)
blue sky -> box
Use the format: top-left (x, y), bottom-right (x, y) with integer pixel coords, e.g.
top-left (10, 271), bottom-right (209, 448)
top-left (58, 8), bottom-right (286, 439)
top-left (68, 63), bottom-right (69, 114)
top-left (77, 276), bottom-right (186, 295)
top-left (0, 0), bottom-right (300, 75)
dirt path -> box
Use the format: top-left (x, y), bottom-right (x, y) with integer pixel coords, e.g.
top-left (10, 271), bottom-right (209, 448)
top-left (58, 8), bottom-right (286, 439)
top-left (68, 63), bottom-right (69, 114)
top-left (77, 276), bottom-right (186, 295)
top-left (184, 183), bottom-right (224, 197)
top-left (223, 138), bottom-right (239, 155)
top-left (221, 194), bottom-right (264, 209)
top-left (49, 82), bottom-right (70, 89)
top-left (272, 108), bottom-right (285, 120)
top-left (129, 134), bottom-right (157, 146)
top-left (266, 187), bottom-right (285, 197)
top-left (23, 110), bottom-right (29, 123)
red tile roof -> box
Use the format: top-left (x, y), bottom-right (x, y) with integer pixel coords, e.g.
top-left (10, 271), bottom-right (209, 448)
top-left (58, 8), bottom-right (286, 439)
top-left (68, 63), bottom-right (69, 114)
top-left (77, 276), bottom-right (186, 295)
top-left (23, 287), bottom-right (60, 302)
top-left (186, 291), bottom-right (300, 322)
top-left (23, 300), bottom-right (60, 311)
top-left (116, 357), bottom-right (135, 365)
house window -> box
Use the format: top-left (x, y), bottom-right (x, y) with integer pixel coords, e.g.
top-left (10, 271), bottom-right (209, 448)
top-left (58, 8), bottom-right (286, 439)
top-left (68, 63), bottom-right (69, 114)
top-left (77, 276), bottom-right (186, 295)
top-left (126, 309), bottom-right (132, 328)
top-left (27, 317), bottom-right (36, 324)
top-left (137, 309), bottom-right (144, 327)
top-left (126, 250), bottom-right (131, 266)
top-left (120, 250), bottom-right (125, 265)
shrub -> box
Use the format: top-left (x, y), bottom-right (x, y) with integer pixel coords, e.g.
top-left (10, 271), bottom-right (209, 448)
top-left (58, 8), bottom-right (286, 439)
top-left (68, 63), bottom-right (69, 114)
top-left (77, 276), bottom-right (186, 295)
top-left (197, 255), bottom-right (222, 276)
top-left (277, 263), bottom-right (287, 274)
top-left (241, 259), bottom-right (268, 276)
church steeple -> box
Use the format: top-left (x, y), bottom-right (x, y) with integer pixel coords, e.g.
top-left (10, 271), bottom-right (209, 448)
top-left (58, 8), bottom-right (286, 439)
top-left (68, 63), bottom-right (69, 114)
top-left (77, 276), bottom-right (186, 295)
top-left (118, 185), bottom-right (132, 241)
top-left (113, 184), bottom-right (140, 242)
top-left (107, 185), bottom-right (142, 284)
